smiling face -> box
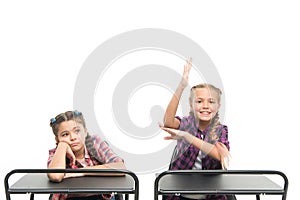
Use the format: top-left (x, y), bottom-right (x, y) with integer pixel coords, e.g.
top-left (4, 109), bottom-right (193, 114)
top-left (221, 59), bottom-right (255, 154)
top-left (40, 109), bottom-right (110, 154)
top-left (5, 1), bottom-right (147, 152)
top-left (56, 120), bottom-right (87, 154)
top-left (190, 86), bottom-right (221, 127)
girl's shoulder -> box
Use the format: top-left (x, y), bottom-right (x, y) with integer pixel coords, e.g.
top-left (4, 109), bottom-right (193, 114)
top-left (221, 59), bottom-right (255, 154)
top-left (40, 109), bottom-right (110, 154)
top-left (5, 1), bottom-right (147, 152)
top-left (88, 134), bottom-right (103, 140)
top-left (178, 115), bottom-right (194, 124)
top-left (216, 123), bottom-right (228, 131)
top-left (218, 123), bottom-right (228, 129)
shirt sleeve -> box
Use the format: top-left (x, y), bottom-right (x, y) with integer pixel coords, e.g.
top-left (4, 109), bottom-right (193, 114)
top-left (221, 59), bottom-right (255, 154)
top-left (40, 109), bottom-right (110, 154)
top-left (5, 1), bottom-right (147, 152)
top-left (92, 135), bottom-right (124, 163)
top-left (47, 148), bottom-right (56, 167)
top-left (217, 125), bottom-right (230, 151)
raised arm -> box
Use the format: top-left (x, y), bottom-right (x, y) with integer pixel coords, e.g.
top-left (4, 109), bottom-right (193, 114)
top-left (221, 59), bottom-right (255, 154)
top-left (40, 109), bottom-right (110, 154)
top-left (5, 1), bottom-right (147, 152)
top-left (163, 58), bottom-right (192, 128)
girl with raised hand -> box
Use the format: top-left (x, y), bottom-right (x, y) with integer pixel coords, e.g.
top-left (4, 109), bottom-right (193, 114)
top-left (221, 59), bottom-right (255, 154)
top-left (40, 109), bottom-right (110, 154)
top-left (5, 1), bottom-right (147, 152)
top-left (161, 58), bottom-right (231, 200)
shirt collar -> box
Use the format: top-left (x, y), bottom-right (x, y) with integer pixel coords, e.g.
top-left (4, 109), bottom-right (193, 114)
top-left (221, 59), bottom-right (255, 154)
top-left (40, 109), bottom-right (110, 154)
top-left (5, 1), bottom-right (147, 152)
top-left (189, 113), bottom-right (211, 137)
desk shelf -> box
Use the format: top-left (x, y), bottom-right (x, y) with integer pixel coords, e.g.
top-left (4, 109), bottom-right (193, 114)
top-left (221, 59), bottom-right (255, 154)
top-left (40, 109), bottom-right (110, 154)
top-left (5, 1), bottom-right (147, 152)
top-left (5, 169), bottom-right (139, 200)
top-left (154, 170), bottom-right (288, 200)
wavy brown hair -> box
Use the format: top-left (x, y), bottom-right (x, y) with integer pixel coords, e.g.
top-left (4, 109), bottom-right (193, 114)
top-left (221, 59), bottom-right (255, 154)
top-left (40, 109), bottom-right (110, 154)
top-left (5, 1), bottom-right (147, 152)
top-left (49, 110), bottom-right (103, 164)
top-left (49, 110), bottom-right (86, 136)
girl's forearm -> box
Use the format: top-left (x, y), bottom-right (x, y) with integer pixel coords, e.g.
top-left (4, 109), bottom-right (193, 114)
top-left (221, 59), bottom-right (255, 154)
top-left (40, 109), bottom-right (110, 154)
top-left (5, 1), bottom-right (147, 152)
top-left (163, 84), bottom-right (185, 128)
top-left (81, 162), bottom-right (126, 176)
top-left (48, 143), bottom-right (69, 168)
top-left (86, 162), bottom-right (126, 170)
top-left (47, 143), bottom-right (68, 182)
top-left (183, 133), bottom-right (221, 161)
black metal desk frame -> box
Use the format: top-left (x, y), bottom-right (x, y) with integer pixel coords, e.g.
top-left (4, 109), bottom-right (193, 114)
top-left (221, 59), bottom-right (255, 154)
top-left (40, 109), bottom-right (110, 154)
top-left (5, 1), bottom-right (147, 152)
top-left (5, 169), bottom-right (139, 200)
top-left (154, 170), bottom-right (288, 200)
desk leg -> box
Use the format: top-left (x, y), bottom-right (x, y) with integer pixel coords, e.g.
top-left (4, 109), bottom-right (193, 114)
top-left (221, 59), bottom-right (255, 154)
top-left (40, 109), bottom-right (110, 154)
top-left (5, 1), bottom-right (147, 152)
top-left (256, 194), bottom-right (260, 200)
top-left (125, 194), bottom-right (128, 200)
top-left (30, 193), bottom-right (34, 200)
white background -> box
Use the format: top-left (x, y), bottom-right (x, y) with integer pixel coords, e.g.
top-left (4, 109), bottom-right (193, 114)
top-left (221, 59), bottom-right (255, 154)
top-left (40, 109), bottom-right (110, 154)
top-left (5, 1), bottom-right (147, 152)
top-left (0, 1), bottom-right (299, 200)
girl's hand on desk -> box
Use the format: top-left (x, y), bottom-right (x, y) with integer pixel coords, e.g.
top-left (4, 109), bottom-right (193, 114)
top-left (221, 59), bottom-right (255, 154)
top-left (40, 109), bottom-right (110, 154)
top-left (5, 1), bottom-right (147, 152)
top-left (64, 172), bottom-right (84, 179)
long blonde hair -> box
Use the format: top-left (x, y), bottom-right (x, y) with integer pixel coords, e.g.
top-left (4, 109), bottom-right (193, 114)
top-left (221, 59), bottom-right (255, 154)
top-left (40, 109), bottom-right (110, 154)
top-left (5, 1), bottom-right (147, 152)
top-left (189, 83), bottom-right (222, 142)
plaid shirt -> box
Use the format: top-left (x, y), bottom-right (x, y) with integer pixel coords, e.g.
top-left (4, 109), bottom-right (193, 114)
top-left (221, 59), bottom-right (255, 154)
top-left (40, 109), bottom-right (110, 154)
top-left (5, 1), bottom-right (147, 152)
top-left (166, 114), bottom-right (230, 200)
top-left (47, 135), bottom-right (123, 200)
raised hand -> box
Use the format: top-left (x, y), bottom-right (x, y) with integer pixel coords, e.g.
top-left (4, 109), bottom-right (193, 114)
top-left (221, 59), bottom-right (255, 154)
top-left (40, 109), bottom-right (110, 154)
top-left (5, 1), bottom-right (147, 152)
top-left (180, 57), bottom-right (192, 88)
